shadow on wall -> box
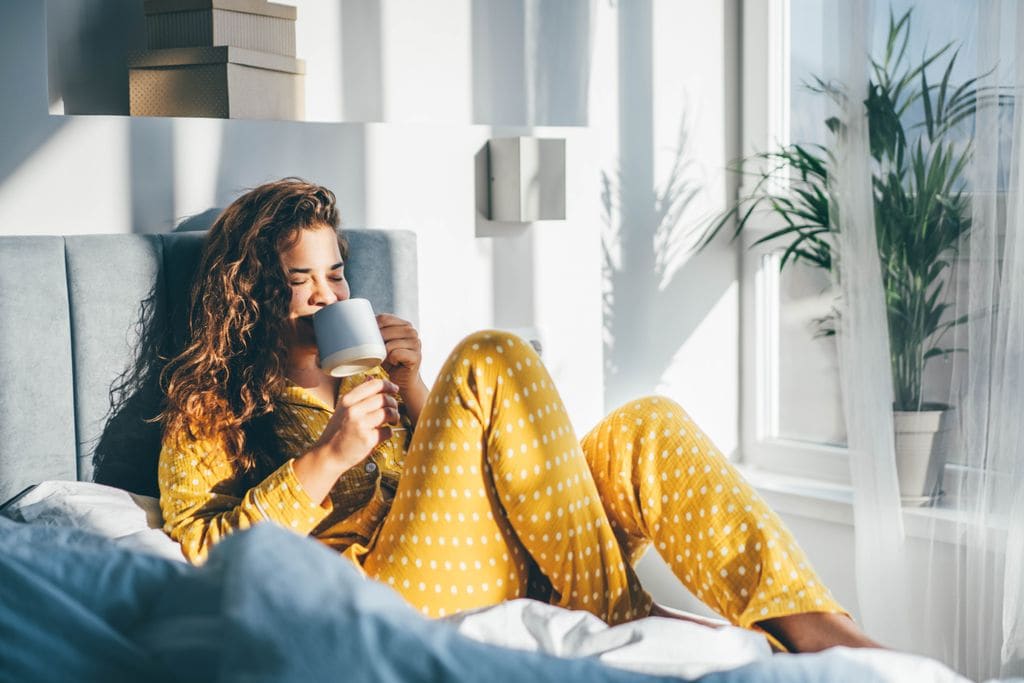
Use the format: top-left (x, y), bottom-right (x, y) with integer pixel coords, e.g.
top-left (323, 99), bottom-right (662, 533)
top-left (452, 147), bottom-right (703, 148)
top-left (470, 0), bottom-right (592, 126)
top-left (2, 1), bottom-right (173, 234)
top-left (0, 2), bottom-right (67, 192)
top-left (602, 114), bottom-right (734, 409)
top-left (601, 0), bottom-right (737, 412)
top-left (129, 118), bottom-right (177, 234)
top-left (46, 0), bottom-right (146, 114)
top-left (339, 0), bottom-right (384, 122)
top-left (211, 121), bottom-right (370, 228)
top-left (471, 0), bottom-right (527, 125)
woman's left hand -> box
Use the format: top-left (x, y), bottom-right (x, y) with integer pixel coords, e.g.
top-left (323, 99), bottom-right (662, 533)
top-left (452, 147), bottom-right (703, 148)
top-left (376, 314), bottom-right (429, 425)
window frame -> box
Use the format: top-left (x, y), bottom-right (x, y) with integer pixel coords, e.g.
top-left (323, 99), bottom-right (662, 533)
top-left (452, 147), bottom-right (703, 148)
top-left (738, 0), bottom-right (852, 484)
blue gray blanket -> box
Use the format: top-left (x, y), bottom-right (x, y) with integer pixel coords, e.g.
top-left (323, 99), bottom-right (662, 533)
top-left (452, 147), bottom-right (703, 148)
top-left (0, 518), bottom-right (885, 682)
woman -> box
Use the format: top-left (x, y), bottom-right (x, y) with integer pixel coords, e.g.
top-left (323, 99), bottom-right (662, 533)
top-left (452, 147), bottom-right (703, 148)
top-left (158, 178), bottom-right (877, 653)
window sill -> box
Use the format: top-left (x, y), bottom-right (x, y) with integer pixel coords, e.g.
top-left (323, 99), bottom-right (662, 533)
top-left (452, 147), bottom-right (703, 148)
top-left (738, 465), bottom-right (1006, 547)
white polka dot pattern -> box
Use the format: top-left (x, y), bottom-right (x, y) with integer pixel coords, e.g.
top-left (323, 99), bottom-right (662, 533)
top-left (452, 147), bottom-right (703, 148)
top-left (580, 397), bottom-right (843, 628)
top-left (363, 330), bottom-right (649, 624)
top-left (159, 329), bottom-right (844, 629)
top-left (360, 330), bottom-right (843, 628)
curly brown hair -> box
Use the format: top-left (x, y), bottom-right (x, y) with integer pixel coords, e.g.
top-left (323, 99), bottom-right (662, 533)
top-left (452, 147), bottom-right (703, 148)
top-left (160, 178), bottom-right (347, 480)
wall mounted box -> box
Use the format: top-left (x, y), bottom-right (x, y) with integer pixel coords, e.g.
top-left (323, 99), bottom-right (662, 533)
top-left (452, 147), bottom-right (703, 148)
top-left (487, 137), bottom-right (567, 222)
top-left (128, 46), bottom-right (305, 119)
top-left (144, 0), bottom-right (297, 56)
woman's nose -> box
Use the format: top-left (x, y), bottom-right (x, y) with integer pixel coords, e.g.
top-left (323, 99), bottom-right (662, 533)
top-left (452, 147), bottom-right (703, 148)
top-left (309, 279), bottom-right (339, 306)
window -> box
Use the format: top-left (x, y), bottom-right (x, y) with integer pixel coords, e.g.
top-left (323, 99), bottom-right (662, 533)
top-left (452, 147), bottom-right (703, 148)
top-left (739, 0), bottom-right (850, 482)
top-left (740, 0), bottom-right (1013, 484)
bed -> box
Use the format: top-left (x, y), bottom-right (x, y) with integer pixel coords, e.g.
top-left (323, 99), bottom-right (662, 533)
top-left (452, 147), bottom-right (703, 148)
top-left (0, 230), bottom-right (976, 682)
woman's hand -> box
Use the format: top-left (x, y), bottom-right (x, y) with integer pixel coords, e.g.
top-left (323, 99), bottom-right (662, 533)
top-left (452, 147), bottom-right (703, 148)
top-left (313, 378), bottom-right (401, 469)
top-left (293, 378), bottom-right (400, 505)
top-left (377, 314), bottom-right (429, 426)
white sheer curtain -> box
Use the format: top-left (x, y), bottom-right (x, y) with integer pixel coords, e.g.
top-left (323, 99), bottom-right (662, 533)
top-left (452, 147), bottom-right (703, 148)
top-left (824, 0), bottom-right (915, 654)
top-left (825, 0), bottom-right (1024, 679)
top-left (941, 1), bottom-right (1024, 677)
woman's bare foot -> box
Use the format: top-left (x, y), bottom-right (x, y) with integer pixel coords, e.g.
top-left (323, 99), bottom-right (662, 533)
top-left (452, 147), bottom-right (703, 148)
top-left (648, 604), bottom-right (882, 653)
top-left (758, 612), bottom-right (883, 652)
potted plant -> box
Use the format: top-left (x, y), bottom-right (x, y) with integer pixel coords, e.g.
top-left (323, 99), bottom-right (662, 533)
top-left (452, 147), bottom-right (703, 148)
top-left (702, 11), bottom-right (996, 503)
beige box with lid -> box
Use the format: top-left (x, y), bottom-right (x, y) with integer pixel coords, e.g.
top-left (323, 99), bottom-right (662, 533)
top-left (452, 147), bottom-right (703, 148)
top-left (129, 0), bottom-right (304, 120)
top-left (143, 0), bottom-right (297, 56)
top-left (129, 46), bottom-right (304, 119)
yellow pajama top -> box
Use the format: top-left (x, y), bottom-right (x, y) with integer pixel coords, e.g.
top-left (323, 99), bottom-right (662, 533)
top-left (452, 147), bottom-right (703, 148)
top-left (158, 366), bottom-right (409, 564)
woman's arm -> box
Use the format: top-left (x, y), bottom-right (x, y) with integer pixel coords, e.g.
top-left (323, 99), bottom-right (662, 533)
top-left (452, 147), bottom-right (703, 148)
top-left (160, 379), bottom-right (401, 562)
top-left (159, 432), bottom-right (334, 563)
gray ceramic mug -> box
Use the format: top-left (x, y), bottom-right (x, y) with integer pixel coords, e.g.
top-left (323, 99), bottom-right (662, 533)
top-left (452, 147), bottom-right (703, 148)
top-left (313, 298), bottom-right (387, 377)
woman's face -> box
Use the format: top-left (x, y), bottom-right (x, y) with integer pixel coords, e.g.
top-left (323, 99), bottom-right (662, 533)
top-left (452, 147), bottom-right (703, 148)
top-left (279, 226), bottom-right (350, 352)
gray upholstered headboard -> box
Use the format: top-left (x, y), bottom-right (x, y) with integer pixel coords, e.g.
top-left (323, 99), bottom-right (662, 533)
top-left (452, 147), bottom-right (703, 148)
top-left (0, 229), bottom-right (418, 503)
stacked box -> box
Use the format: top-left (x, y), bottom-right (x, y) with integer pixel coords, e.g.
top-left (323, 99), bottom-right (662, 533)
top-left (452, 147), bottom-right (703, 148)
top-left (129, 0), bottom-right (304, 119)
top-left (144, 0), bottom-right (297, 55)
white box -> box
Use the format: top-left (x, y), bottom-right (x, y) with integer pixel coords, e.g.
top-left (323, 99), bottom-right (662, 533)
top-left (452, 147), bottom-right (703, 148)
top-left (487, 137), bottom-right (567, 222)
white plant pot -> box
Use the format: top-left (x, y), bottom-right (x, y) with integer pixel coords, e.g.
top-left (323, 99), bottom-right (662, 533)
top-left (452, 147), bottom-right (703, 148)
top-left (893, 407), bottom-right (953, 506)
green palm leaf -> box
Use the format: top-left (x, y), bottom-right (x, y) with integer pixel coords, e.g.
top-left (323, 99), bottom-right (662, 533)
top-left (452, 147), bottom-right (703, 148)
top-left (698, 7), bottom-right (1013, 410)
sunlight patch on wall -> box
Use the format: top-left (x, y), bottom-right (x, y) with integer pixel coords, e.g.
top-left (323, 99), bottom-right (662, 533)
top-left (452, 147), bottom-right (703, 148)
top-left (0, 117), bottom-right (131, 234)
top-left (656, 281), bottom-right (739, 457)
top-left (171, 118), bottom-right (223, 221)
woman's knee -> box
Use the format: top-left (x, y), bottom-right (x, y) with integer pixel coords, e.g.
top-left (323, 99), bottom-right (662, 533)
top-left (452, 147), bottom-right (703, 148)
top-left (611, 395), bottom-right (687, 425)
top-left (446, 329), bottom-right (538, 367)
top-left (606, 395), bottom-right (730, 467)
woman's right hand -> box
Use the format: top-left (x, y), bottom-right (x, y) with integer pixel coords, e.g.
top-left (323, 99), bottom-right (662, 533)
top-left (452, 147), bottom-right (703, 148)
top-left (313, 378), bottom-right (401, 470)
top-left (294, 378), bottom-right (401, 505)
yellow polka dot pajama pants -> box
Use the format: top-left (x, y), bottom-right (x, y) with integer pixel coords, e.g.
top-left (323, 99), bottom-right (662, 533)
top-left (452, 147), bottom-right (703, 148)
top-left (361, 330), bottom-right (844, 629)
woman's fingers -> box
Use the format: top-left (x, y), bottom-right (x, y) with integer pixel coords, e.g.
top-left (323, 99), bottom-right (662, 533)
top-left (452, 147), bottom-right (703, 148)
top-left (385, 347), bottom-right (419, 367)
top-left (337, 378), bottom-right (398, 409)
top-left (376, 314), bottom-right (423, 387)
top-left (376, 313), bottom-right (412, 330)
top-left (377, 315), bottom-right (421, 343)
top-left (382, 333), bottom-right (421, 353)
top-left (317, 378), bottom-right (401, 469)
top-left (351, 392), bottom-right (398, 416)
top-left (343, 390), bottom-right (400, 433)
top-left (364, 406), bottom-right (401, 428)
top-left (382, 335), bottom-right (422, 352)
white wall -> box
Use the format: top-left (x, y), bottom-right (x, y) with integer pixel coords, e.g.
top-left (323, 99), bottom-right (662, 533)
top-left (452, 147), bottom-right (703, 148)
top-left (0, 0), bottom-right (742, 609)
top-left (775, 506), bottom-right (1003, 671)
top-left (590, 0), bottom-right (739, 452)
top-left (0, 0), bottom-right (609, 429)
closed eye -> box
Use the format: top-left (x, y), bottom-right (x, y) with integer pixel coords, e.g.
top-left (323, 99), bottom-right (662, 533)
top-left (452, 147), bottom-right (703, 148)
top-left (286, 260), bottom-right (346, 284)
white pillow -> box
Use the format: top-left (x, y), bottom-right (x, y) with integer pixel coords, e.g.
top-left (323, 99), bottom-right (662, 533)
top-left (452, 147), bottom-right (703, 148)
top-left (1, 480), bottom-right (186, 562)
